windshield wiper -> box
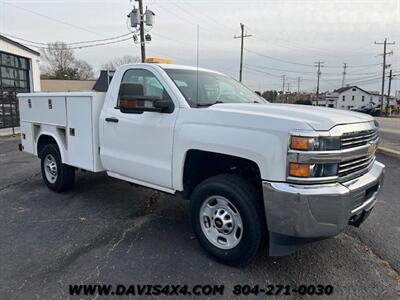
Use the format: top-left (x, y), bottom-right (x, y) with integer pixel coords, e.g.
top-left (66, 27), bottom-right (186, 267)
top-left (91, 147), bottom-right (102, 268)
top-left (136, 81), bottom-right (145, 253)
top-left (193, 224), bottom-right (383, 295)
top-left (196, 101), bottom-right (224, 107)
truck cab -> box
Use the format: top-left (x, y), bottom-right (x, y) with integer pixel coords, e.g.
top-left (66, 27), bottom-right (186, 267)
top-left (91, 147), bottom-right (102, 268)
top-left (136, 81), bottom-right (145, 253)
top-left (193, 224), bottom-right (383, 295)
top-left (18, 63), bottom-right (385, 266)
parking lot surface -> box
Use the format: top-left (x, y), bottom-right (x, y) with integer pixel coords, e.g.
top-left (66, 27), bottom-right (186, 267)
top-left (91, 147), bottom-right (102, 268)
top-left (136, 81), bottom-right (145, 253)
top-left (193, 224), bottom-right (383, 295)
top-left (0, 136), bottom-right (399, 299)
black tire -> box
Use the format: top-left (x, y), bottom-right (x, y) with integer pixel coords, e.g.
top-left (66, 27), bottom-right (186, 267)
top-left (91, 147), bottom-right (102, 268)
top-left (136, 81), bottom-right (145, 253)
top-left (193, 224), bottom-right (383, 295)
top-left (40, 143), bottom-right (75, 192)
top-left (190, 174), bottom-right (266, 266)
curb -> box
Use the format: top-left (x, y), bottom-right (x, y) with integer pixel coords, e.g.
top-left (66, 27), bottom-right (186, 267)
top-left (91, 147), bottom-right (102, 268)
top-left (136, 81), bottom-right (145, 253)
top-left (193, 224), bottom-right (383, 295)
top-left (377, 147), bottom-right (400, 158)
top-left (0, 127), bottom-right (20, 137)
top-left (0, 132), bottom-right (20, 138)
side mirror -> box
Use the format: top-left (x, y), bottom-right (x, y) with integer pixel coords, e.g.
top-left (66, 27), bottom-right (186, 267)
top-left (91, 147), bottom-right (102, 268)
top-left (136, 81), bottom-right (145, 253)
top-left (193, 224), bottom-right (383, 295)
top-left (119, 96), bottom-right (173, 114)
top-left (153, 99), bottom-right (172, 112)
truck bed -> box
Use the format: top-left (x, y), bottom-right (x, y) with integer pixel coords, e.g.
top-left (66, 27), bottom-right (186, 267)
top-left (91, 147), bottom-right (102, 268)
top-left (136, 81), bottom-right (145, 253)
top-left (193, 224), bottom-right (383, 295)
top-left (18, 92), bottom-right (106, 172)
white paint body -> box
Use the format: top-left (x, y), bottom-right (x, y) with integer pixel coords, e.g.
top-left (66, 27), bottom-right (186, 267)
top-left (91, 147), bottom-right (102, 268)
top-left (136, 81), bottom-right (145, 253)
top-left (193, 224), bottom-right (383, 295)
top-left (18, 63), bottom-right (374, 194)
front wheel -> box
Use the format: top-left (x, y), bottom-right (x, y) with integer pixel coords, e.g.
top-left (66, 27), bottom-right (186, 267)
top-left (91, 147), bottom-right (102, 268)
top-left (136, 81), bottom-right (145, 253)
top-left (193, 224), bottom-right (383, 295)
top-left (40, 144), bottom-right (75, 192)
top-left (190, 174), bottom-right (266, 266)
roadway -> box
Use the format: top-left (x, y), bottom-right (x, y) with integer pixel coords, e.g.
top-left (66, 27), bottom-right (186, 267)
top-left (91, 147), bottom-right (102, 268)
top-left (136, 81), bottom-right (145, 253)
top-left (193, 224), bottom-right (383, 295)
top-left (0, 136), bottom-right (399, 299)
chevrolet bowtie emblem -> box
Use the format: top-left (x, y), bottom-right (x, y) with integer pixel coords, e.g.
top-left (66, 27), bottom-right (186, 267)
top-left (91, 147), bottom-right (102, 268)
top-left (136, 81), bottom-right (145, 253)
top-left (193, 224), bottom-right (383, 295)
top-left (367, 142), bottom-right (377, 155)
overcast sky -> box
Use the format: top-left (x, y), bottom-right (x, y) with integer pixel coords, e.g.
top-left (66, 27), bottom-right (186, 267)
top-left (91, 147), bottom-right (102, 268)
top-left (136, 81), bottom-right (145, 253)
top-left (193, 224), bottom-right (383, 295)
top-left (1, 0), bottom-right (399, 93)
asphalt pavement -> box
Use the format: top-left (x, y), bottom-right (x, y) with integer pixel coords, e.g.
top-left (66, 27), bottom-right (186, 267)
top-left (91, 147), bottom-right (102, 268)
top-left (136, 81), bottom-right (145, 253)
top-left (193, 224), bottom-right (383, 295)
top-left (376, 117), bottom-right (400, 152)
top-left (0, 136), bottom-right (399, 299)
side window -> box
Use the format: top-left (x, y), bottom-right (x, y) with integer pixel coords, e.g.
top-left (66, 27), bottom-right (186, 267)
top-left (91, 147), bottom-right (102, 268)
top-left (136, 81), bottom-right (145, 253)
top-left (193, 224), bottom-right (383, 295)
top-left (117, 69), bottom-right (170, 108)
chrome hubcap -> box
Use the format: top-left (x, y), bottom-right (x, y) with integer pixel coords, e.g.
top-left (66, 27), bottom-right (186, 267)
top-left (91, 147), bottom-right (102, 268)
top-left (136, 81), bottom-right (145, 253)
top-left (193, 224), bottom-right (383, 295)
top-left (44, 154), bottom-right (58, 184)
top-left (199, 196), bottom-right (243, 250)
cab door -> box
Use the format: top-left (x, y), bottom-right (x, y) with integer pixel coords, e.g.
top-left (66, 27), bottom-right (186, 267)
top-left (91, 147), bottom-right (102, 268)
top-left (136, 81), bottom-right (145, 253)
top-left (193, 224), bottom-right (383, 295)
top-left (100, 67), bottom-right (177, 190)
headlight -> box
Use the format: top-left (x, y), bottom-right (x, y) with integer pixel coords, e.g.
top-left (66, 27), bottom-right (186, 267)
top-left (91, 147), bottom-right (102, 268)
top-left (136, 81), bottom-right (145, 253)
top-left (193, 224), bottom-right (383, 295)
top-left (289, 162), bottom-right (339, 178)
top-left (290, 135), bottom-right (341, 151)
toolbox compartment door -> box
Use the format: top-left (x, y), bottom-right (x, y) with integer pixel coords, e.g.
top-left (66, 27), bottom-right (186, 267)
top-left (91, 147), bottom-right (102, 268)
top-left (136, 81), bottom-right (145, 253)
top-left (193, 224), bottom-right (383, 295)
top-left (66, 96), bottom-right (94, 170)
top-left (19, 96), bottom-right (67, 126)
top-left (20, 121), bottom-right (34, 154)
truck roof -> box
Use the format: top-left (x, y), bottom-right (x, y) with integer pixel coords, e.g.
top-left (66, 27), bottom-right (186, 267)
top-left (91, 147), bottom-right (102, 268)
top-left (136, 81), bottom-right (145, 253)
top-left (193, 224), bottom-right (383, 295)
top-left (158, 64), bottom-right (225, 75)
top-left (122, 63), bottom-right (225, 76)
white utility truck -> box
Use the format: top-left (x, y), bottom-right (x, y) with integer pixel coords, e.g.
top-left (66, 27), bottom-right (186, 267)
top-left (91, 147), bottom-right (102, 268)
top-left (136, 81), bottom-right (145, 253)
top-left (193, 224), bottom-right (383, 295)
top-left (18, 63), bottom-right (385, 265)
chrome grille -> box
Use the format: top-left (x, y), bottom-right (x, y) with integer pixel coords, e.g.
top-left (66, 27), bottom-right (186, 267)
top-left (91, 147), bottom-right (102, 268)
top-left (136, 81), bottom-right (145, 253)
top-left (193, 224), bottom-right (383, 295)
top-left (338, 128), bottom-right (378, 181)
top-left (341, 129), bottom-right (378, 149)
top-left (338, 155), bottom-right (375, 181)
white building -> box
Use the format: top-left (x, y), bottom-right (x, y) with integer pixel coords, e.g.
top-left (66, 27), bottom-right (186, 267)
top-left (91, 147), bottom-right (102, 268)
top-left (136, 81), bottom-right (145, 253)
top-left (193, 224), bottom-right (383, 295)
top-left (334, 86), bottom-right (376, 110)
top-left (312, 86), bottom-right (397, 110)
top-left (314, 91), bottom-right (339, 108)
top-left (1, 34), bottom-right (41, 129)
top-left (0, 34), bottom-right (41, 92)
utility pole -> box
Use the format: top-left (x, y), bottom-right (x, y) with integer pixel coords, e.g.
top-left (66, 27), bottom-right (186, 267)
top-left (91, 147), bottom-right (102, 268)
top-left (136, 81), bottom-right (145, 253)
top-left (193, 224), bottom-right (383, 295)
top-left (234, 23), bottom-right (252, 82)
top-left (386, 69), bottom-right (393, 116)
top-left (314, 61), bottom-right (324, 106)
top-left (297, 77), bottom-right (301, 93)
top-left (375, 38), bottom-right (395, 115)
top-left (282, 75), bottom-right (286, 95)
top-left (137, 0), bottom-right (146, 62)
top-left (341, 63), bottom-right (347, 87)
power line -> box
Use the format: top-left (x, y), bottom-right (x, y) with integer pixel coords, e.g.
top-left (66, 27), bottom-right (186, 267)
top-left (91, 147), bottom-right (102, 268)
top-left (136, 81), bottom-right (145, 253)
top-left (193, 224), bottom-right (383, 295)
top-left (245, 63), bottom-right (380, 83)
top-left (170, 1), bottom-right (380, 64)
top-left (245, 48), bottom-right (381, 69)
top-left (20, 36), bottom-right (135, 50)
top-left (243, 66), bottom-right (285, 78)
top-left (245, 63), bottom-right (315, 74)
top-left (253, 34), bottom-right (375, 59)
top-left (0, 0), bottom-right (105, 37)
top-left (0, 31), bottom-right (133, 46)
top-left (324, 63), bottom-right (381, 69)
top-left (245, 63), bottom-right (380, 78)
top-left (245, 48), bottom-right (312, 67)
top-left (181, 1), bottom-right (236, 34)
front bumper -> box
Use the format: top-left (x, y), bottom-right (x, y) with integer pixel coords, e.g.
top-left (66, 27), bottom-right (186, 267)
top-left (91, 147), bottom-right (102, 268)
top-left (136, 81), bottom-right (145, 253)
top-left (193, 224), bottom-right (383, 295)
top-left (262, 160), bottom-right (385, 256)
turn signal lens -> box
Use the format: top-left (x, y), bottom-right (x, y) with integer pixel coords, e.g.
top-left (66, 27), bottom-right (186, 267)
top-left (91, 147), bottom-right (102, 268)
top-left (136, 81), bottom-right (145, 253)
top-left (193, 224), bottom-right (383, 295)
top-left (289, 163), bottom-right (310, 177)
top-left (290, 136), bottom-right (310, 150)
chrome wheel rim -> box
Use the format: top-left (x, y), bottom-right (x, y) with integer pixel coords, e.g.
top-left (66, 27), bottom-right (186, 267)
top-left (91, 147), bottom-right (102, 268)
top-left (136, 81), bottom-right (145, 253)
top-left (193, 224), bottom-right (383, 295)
top-left (199, 196), bottom-right (243, 250)
top-left (44, 154), bottom-right (58, 184)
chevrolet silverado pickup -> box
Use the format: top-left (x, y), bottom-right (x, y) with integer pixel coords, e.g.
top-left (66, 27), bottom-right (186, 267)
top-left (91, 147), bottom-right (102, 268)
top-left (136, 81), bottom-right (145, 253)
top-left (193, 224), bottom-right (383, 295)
top-left (18, 63), bottom-right (385, 265)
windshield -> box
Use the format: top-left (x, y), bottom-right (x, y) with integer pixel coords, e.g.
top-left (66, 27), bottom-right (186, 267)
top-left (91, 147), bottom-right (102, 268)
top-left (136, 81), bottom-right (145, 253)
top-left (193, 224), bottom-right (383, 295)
top-left (164, 69), bottom-right (267, 108)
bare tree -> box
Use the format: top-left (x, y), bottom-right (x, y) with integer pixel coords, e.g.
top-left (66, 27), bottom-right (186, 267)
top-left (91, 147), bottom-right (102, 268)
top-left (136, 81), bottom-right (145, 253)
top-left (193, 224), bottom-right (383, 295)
top-left (74, 60), bottom-right (94, 80)
top-left (101, 55), bottom-right (140, 70)
top-left (41, 42), bottom-right (94, 80)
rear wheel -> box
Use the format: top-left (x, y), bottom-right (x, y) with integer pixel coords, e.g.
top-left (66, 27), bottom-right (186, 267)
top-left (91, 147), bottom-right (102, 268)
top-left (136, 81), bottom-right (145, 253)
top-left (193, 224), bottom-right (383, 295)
top-left (190, 174), bottom-right (266, 266)
top-left (40, 144), bottom-right (75, 192)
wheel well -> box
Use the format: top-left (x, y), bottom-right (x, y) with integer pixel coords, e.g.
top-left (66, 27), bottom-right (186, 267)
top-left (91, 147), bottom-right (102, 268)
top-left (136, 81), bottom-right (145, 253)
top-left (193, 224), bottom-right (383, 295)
top-left (37, 135), bottom-right (58, 158)
top-left (182, 150), bottom-right (262, 199)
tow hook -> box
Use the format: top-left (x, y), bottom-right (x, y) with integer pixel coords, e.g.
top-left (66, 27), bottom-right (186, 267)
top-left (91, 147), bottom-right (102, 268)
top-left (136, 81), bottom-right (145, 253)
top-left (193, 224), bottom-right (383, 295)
top-left (348, 209), bottom-right (373, 227)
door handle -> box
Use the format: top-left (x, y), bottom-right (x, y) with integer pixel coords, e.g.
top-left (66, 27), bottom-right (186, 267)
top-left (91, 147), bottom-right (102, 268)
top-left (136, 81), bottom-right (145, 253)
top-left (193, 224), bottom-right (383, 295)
top-left (105, 117), bottom-right (119, 123)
